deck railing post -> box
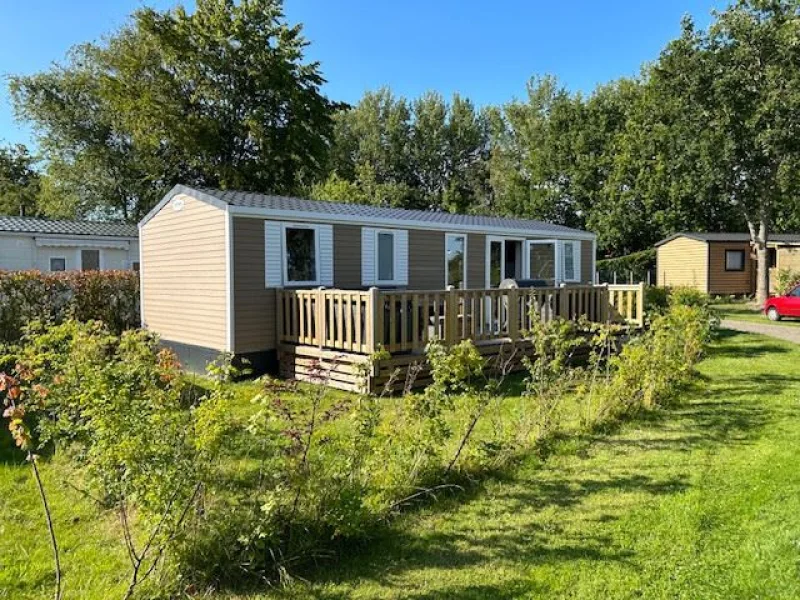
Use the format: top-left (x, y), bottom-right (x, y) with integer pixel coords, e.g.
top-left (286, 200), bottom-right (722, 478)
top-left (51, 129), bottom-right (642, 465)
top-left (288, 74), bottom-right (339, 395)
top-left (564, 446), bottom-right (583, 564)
top-left (637, 281), bottom-right (646, 327)
top-left (559, 283), bottom-right (568, 320)
top-left (507, 287), bottom-right (519, 339)
top-left (316, 287), bottom-right (326, 349)
top-left (445, 285), bottom-right (457, 346)
top-left (367, 286), bottom-right (380, 353)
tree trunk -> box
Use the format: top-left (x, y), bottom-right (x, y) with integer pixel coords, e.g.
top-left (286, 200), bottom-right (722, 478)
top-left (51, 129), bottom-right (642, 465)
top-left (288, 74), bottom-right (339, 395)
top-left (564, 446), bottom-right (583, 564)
top-left (748, 217), bottom-right (770, 306)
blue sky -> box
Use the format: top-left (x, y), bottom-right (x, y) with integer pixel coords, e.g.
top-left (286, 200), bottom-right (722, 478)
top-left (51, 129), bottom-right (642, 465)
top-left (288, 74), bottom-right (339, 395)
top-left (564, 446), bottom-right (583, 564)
top-left (0, 0), bottom-right (725, 150)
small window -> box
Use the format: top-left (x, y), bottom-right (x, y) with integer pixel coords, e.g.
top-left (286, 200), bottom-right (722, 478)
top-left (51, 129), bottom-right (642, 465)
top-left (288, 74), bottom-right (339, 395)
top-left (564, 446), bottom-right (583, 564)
top-left (285, 226), bottom-right (317, 284)
top-left (725, 249), bottom-right (745, 271)
top-left (81, 249), bottom-right (100, 271)
top-left (563, 242), bottom-right (576, 281)
top-left (768, 248), bottom-right (777, 269)
top-left (446, 234), bottom-right (466, 289)
top-left (131, 261), bottom-right (140, 272)
top-left (377, 232), bottom-right (395, 282)
top-left (49, 257), bottom-right (66, 272)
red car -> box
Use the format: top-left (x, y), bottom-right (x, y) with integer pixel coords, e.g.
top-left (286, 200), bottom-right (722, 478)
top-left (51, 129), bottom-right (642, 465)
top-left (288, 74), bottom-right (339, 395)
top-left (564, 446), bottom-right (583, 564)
top-left (764, 286), bottom-right (800, 320)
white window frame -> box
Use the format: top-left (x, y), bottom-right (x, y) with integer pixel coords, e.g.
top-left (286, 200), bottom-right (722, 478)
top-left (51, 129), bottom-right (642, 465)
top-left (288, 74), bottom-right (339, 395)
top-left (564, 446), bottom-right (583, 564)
top-left (78, 248), bottom-right (103, 271)
top-left (445, 233), bottom-right (468, 289)
top-left (526, 239), bottom-right (560, 284)
top-left (561, 240), bottom-right (581, 283)
top-left (485, 236), bottom-right (526, 288)
top-left (374, 228), bottom-right (402, 286)
top-left (49, 256), bottom-right (67, 272)
top-left (281, 222), bottom-right (321, 287)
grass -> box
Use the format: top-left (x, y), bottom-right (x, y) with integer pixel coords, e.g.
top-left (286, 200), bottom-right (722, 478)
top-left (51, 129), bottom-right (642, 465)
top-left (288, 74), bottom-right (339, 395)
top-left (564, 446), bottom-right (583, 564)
top-left (713, 301), bottom-right (800, 326)
top-left (4, 330), bottom-right (800, 599)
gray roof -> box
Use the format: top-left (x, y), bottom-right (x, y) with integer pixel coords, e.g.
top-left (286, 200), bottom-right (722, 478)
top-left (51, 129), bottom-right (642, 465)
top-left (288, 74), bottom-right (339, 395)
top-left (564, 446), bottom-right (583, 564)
top-left (656, 232), bottom-right (800, 246)
top-left (0, 216), bottom-right (138, 238)
top-left (192, 186), bottom-right (591, 236)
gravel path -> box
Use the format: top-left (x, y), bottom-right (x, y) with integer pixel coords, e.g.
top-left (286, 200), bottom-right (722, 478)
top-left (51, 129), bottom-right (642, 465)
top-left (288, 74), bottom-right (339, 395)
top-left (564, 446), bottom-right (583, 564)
top-left (721, 319), bottom-right (800, 344)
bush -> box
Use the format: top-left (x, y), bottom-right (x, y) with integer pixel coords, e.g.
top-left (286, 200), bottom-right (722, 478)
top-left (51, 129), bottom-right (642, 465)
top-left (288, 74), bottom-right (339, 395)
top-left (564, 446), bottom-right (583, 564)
top-left (0, 270), bottom-right (139, 342)
top-left (644, 285), bottom-right (670, 314)
top-left (668, 286), bottom-right (711, 309)
top-left (1, 320), bottom-right (229, 598)
top-left (1, 302), bottom-right (716, 593)
top-left (774, 268), bottom-right (800, 296)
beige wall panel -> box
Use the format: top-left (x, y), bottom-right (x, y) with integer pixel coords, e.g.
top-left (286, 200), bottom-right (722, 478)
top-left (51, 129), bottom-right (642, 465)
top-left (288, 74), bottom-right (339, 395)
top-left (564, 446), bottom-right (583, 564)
top-left (656, 237), bottom-right (709, 292)
top-left (141, 194), bottom-right (227, 351)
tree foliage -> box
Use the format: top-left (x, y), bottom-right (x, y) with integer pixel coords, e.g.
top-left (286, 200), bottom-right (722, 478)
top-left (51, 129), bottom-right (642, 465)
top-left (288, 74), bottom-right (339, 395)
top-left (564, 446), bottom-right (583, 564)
top-left (0, 144), bottom-right (40, 217)
top-left (314, 88), bottom-right (490, 212)
top-left (10, 0), bottom-right (335, 221)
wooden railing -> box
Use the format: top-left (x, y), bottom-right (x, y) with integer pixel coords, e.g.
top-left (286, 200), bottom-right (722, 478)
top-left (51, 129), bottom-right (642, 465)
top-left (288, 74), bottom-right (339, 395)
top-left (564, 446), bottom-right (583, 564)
top-left (277, 283), bottom-right (645, 354)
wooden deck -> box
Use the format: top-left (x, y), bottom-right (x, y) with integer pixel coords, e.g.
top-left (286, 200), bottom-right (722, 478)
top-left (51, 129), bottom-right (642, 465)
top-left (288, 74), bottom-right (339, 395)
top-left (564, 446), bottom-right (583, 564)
top-left (276, 284), bottom-right (645, 392)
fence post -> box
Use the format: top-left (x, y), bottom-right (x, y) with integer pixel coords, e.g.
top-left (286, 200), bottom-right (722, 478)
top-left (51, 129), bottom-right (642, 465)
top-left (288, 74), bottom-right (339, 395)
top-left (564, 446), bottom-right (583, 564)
top-left (316, 287), bottom-right (326, 349)
top-left (445, 285), bottom-right (457, 346)
top-left (507, 287), bottom-right (519, 339)
top-left (367, 286), bottom-right (380, 353)
top-left (559, 283), bottom-right (568, 320)
top-left (637, 281), bottom-right (646, 328)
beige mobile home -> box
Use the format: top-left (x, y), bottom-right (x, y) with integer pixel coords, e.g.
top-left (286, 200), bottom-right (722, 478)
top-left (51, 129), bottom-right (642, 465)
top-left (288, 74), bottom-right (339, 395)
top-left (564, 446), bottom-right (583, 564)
top-left (138, 185), bottom-right (614, 377)
top-left (655, 232), bottom-right (800, 296)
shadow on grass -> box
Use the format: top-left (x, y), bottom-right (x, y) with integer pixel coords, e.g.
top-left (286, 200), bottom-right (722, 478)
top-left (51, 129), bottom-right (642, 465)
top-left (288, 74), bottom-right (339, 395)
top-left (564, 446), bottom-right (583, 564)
top-left (711, 328), bottom-right (792, 357)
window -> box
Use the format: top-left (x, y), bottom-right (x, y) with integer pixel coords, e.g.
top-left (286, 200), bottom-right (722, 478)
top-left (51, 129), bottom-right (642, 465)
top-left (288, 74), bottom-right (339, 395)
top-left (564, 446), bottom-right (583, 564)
top-left (446, 234), bottom-right (466, 289)
top-left (563, 241), bottom-right (579, 281)
top-left (131, 261), bottom-right (140, 272)
top-left (528, 241), bottom-right (556, 282)
top-left (81, 249), bottom-right (100, 271)
top-left (284, 226), bottom-right (318, 284)
top-left (49, 257), bottom-right (66, 272)
top-left (725, 249), bottom-right (745, 271)
top-left (768, 248), bottom-right (777, 269)
top-left (377, 231), bottom-right (395, 282)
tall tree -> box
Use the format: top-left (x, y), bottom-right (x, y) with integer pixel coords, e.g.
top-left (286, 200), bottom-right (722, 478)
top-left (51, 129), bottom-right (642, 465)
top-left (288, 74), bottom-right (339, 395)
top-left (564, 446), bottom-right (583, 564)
top-left (316, 88), bottom-right (489, 211)
top-left (651, 1), bottom-right (800, 303)
top-left (10, 0), bottom-right (335, 222)
top-left (0, 144), bottom-right (40, 217)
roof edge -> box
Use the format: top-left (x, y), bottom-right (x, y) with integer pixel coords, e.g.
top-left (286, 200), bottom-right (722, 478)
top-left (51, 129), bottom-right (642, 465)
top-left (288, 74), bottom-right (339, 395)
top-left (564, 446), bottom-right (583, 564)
top-left (141, 184), bottom-right (596, 240)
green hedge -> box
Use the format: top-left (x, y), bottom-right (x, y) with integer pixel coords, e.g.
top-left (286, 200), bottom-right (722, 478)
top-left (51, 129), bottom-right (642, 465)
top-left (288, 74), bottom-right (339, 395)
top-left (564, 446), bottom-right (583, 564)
top-left (0, 270), bottom-right (139, 342)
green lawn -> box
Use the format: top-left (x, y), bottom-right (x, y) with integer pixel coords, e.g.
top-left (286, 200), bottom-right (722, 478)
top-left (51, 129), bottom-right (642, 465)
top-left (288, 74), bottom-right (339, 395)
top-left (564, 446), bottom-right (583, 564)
top-left (4, 330), bottom-right (800, 599)
top-left (713, 302), bottom-right (800, 326)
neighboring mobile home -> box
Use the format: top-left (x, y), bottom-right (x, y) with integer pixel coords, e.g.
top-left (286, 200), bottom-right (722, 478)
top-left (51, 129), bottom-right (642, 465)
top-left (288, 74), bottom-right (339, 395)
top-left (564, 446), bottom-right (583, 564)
top-left (139, 185), bottom-right (599, 373)
top-left (0, 216), bottom-right (139, 272)
top-left (655, 232), bottom-right (800, 295)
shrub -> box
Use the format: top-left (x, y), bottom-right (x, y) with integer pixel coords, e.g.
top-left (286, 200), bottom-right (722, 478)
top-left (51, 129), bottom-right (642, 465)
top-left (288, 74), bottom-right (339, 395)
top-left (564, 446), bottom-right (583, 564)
top-left (774, 268), bottom-right (800, 296)
top-left (644, 285), bottom-right (670, 314)
top-left (0, 270), bottom-right (139, 342)
top-left (2, 319), bottom-right (229, 599)
top-left (668, 286), bottom-right (711, 309)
